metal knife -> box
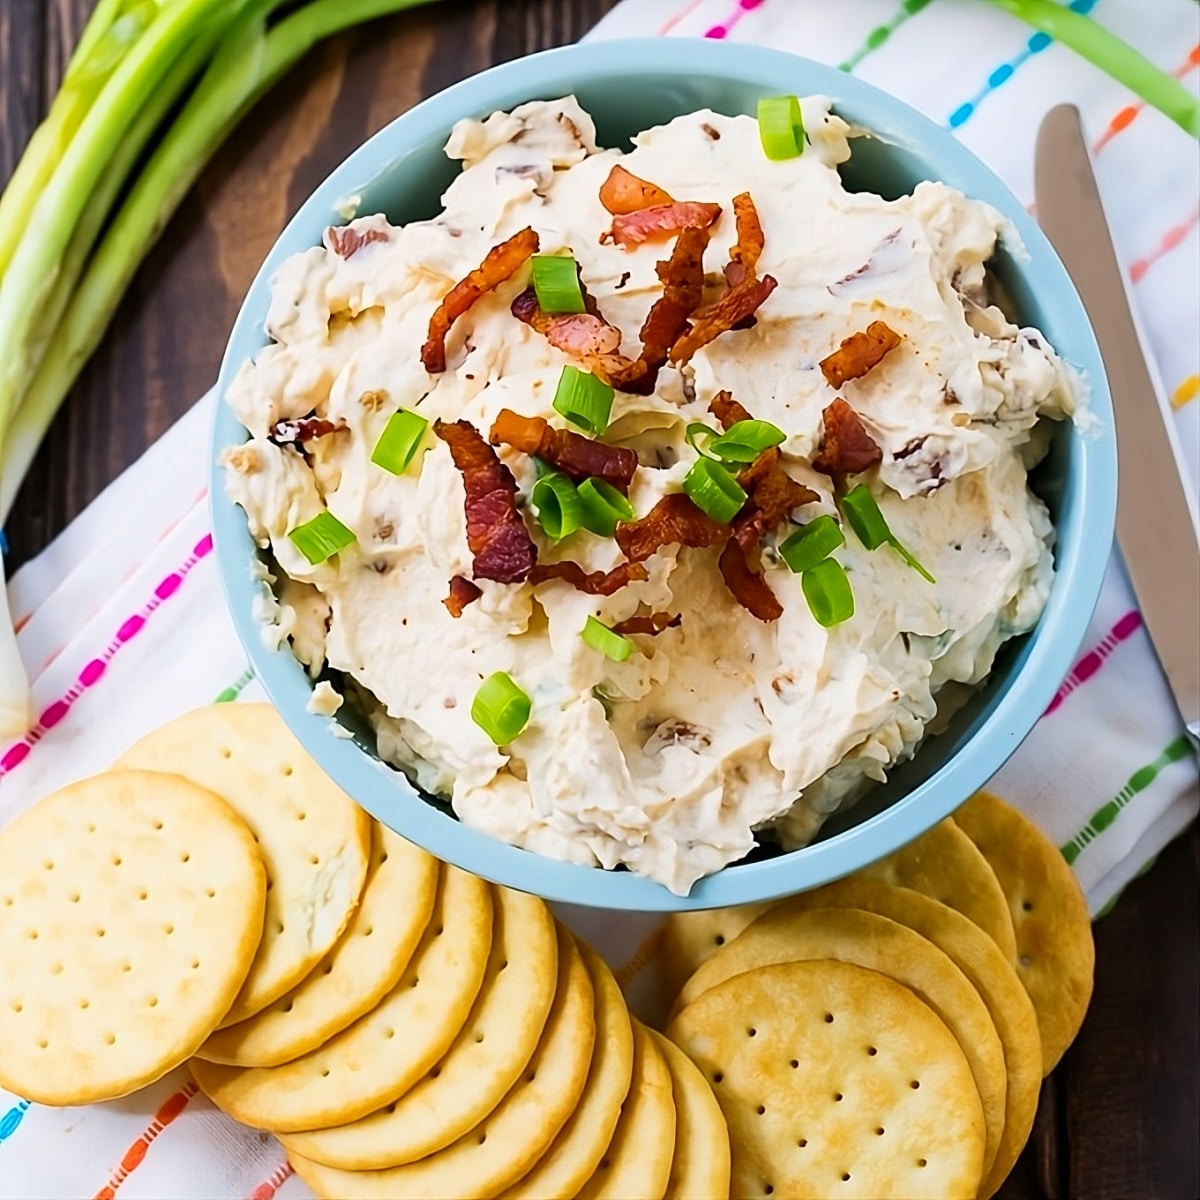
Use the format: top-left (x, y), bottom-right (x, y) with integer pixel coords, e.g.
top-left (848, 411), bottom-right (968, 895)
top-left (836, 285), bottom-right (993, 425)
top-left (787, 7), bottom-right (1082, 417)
top-left (1034, 103), bottom-right (1200, 752)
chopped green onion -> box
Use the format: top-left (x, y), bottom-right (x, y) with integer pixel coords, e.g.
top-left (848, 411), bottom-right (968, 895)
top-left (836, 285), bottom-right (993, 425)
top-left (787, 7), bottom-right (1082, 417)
top-left (288, 511), bottom-right (356, 565)
top-left (682, 458), bottom-right (747, 525)
top-left (685, 421), bottom-right (721, 459)
top-left (709, 419), bottom-right (787, 463)
top-left (531, 254), bottom-right (586, 314)
top-left (778, 515), bottom-right (846, 575)
top-left (531, 471), bottom-right (583, 540)
top-left (471, 672), bottom-right (531, 745)
top-left (802, 558), bottom-right (855, 628)
top-left (757, 95), bottom-right (805, 160)
top-left (552, 365), bottom-right (614, 435)
top-left (580, 616), bottom-right (634, 663)
top-left (578, 477), bottom-right (635, 537)
top-left (840, 484), bottom-right (935, 582)
top-left (370, 407), bottom-right (428, 474)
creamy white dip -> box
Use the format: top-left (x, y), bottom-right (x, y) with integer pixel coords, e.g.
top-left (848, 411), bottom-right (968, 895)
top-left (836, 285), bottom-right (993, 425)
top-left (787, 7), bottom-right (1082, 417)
top-left (223, 96), bottom-right (1076, 894)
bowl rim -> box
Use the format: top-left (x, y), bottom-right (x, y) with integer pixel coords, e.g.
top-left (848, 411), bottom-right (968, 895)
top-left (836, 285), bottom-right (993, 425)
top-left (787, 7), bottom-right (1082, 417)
top-left (210, 36), bottom-right (1117, 911)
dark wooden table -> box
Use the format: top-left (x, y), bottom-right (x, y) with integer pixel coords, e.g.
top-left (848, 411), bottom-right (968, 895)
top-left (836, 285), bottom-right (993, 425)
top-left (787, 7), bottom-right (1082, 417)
top-left (2, 1), bottom-right (1197, 1196)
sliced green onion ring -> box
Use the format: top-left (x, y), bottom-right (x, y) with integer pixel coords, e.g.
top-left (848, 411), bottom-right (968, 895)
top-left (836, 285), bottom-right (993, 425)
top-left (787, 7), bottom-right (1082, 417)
top-left (778, 514), bottom-right (846, 575)
top-left (552, 365), bottom-right (614, 435)
top-left (370, 407), bottom-right (428, 475)
top-left (682, 458), bottom-right (748, 525)
top-left (531, 254), bottom-right (586, 314)
top-left (578, 477), bottom-right (635, 537)
top-left (758, 95), bottom-right (805, 160)
top-left (531, 470), bottom-right (583, 540)
top-left (471, 672), bottom-right (532, 745)
top-left (580, 615), bottom-right (634, 663)
top-left (708, 419), bottom-right (787, 463)
top-left (802, 558), bottom-right (855, 628)
top-left (287, 511), bottom-right (356, 565)
top-left (840, 484), bottom-right (935, 582)
top-left (685, 421), bottom-right (721, 460)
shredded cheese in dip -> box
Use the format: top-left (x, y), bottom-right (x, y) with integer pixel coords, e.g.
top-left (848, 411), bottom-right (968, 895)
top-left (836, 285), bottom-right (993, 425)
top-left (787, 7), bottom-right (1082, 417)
top-left (223, 96), bottom-right (1076, 895)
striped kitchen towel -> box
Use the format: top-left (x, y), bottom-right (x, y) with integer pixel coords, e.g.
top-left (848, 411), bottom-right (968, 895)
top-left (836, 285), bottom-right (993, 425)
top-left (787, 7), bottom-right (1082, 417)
top-left (1, 1), bottom-right (1196, 1196)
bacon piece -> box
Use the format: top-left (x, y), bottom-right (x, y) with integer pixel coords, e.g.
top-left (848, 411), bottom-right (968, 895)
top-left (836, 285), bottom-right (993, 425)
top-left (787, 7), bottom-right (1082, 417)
top-left (603, 202), bottom-right (722, 249)
top-left (489, 409), bottom-right (637, 491)
top-left (528, 560), bottom-right (648, 596)
top-left (719, 539), bottom-right (783, 623)
top-left (724, 192), bottom-right (765, 287)
top-left (670, 274), bottom-right (777, 365)
top-left (819, 320), bottom-right (901, 388)
top-left (614, 493), bottom-right (728, 563)
top-left (709, 389), bottom-right (752, 430)
top-left (422, 227), bottom-right (540, 374)
top-left (812, 398), bottom-right (883, 477)
top-left (734, 449), bottom-right (819, 552)
top-left (325, 225), bottom-right (388, 258)
top-left (270, 416), bottom-right (344, 445)
top-left (434, 419), bottom-right (537, 583)
top-left (599, 165), bottom-right (674, 215)
top-left (610, 612), bottom-right (681, 636)
top-left (444, 576), bottom-right (482, 618)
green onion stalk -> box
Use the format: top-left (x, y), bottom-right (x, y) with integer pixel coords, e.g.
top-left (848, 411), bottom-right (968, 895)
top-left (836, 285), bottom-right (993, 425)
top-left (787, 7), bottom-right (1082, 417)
top-left (0, 0), bottom-right (442, 734)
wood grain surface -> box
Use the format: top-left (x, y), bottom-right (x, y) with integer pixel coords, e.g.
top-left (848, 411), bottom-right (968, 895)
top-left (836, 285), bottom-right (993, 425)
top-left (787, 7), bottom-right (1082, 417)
top-left (1, 2), bottom-right (1197, 1197)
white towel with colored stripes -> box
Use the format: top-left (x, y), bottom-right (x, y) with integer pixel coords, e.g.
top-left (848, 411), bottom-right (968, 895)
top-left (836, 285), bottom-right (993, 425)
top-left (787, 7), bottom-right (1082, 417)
top-left (1, 1), bottom-right (1196, 1196)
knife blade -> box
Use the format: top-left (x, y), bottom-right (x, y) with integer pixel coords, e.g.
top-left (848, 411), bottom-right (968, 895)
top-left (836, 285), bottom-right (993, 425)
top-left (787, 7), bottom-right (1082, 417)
top-left (1034, 103), bottom-right (1199, 751)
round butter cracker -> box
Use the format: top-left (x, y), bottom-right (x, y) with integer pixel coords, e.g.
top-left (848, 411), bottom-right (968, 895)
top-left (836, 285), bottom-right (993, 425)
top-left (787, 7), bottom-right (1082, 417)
top-left (676, 905), bottom-right (1007, 1183)
top-left (953, 790), bottom-right (1094, 1075)
top-left (500, 940), bottom-right (634, 1200)
top-left (287, 924), bottom-right (595, 1199)
top-left (857, 817), bottom-right (1018, 962)
top-left (0, 770), bottom-right (266, 1105)
top-left (281, 883), bottom-right (558, 1168)
top-left (651, 1029), bottom-right (731, 1200)
top-left (191, 865), bottom-right (493, 1132)
top-left (668, 959), bottom-right (987, 1200)
top-left (117, 703), bottom-right (373, 1025)
top-left (198, 823), bottom-right (439, 1067)
top-left (772, 876), bottom-right (1042, 1199)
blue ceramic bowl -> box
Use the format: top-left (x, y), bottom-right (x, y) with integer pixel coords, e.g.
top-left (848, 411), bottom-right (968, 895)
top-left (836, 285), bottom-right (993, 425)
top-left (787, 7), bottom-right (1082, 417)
top-left (211, 38), bottom-right (1116, 911)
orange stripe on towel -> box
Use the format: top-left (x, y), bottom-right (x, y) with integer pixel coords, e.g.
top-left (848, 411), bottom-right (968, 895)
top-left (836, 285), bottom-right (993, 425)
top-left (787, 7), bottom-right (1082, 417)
top-left (93, 1081), bottom-right (198, 1200)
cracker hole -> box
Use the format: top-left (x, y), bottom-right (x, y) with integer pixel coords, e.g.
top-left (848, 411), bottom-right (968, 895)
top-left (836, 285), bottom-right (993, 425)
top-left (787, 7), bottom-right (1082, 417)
top-left (1022, 900), bottom-right (1033, 912)
top-left (380, 853), bottom-right (389, 864)
top-left (1019, 954), bottom-right (1033, 968)
top-left (714, 935), bottom-right (725, 946)
top-left (834, 1093), bottom-right (843, 1102)
top-left (320, 1069), bottom-right (330, 1078)
top-left (499, 960), bottom-right (508, 971)
top-left (323, 964), bottom-right (334, 976)
top-left (384, 1028), bottom-right (394, 1040)
top-left (10, 1002), bottom-right (21, 1014)
top-left (28, 930), bottom-right (38, 940)
top-left (163, 924), bottom-right (174, 936)
top-left (86, 824), bottom-right (95, 833)
top-left (273, 920), bottom-right (285, 935)
top-left (180, 853), bottom-right (190, 864)
top-left (747, 1027), bottom-right (757, 1038)
top-left (297, 812), bottom-right (307, 821)
top-left (147, 997), bottom-right (158, 1008)
top-left (122, 963), bottom-right (132, 973)
top-left (917, 1159), bottom-right (927, 1168)
top-left (363, 927), bottom-right (373, 937)
top-left (283, 1001), bottom-right (294, 1014)
top-left (430, 1066), bottom-right (441, 1079)
top-left (191, 961), bottom-right (200, 971)
top-left (79, 998), bottom-right (90, 1010)
top-left (105, 1033), bottom-right (116, 1045)
top-left (220, 748), bottom-right (232, 759)
top-left (309, 855), bottom-right (320, 866)
top-left (50, 963), bottom-right (63, 976)
top-left (756, 1105), bottom-right (766, 1115)
top-left (154, 821), bottom-right (163, 831)
top-left (867, 1046), bottom-right (877, 1056)
top-left (712, 1072), bottom-right (723, 1084)
top-left (43, 861), bottom-right (53, 870)
top-left (789, 1060), bottom-right (798, 1069)
top-left (96, 929), bottom-right (106, 939)
top-left (112, 855), bottom-right (122, 867)
top-left (477, 1133), bottom-right (487, 1146)
top-left (910, 1080), bottom-right (920, 1090)
top-left (824, 1012), bottom-right (834, 1024)
top-left (37, 1039), bottom-right (48, 1049)
top-left (526, 1071), bottom-right (536, 1083)
top-left (69, 892), bottom-right (80, 903)
top-left (410, 976), bottom-right (420, 987)
top-left (282, 764), bottom-right (294, 777)
top-left (875, 1127), bottom-right (885, 1137)
top-left (797, 1139), bottom-right (807, 1148)
top-left (386, 1103), bottom-right (397, 1115)
top-left (2, 896), bottom-right (11, 906)
top-left (137, 890), bottom-right (148, 901)
top-left (764, 1188), bottom-right (774, 1196)
top-left (435, 925), bottom-right (444, 937)
top-left (841, 1174), bottom-right (851, 1183)
top-left (266, 880), bottom-right (273, 892)
top-left (474, 1032), bottom-right (485, 1044)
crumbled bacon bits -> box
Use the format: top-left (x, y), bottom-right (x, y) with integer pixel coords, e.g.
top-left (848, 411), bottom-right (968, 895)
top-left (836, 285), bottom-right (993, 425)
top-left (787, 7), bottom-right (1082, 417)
top-left (599, 165), bottom-right (674, 214)
top-left (422, 227), bottom-right (540, 374)
top-left (719, 540), bottom-right (782, 623)
top-left (528, 560), bottom-right (648, 596)
top-left (611, 611), bottom-right (682, 636)
top-left (603, 201), bottom-right (723, 250)
top-left (489, 409), bottom-right (637, 491)
top-left (324, 225), bottom-right (388, 258)
top-left (614, 493), bottom-right (728, 563)
top-left (444, 575), bottom-right (482, 618)
top-left (812, 397), bottom-right (883, 476)
top-left (819, 320), bottom-right (901, 388)
top-left (433, 419), bottom-right (537, 584)
top-left (269, 416), bottom-right (345, 445)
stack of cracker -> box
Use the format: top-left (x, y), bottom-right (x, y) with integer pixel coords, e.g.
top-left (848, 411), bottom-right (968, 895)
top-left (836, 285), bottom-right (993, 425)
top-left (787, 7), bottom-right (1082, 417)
top-left (662, 796), bottom-right (1095, 1199)
top-left (0, 702), bottom-right (731, 1199)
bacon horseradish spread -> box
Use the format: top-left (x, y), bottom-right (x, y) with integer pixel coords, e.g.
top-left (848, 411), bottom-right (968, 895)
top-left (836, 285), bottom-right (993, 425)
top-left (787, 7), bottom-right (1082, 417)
top-left (223, 97), bottom-right (1077, 894)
